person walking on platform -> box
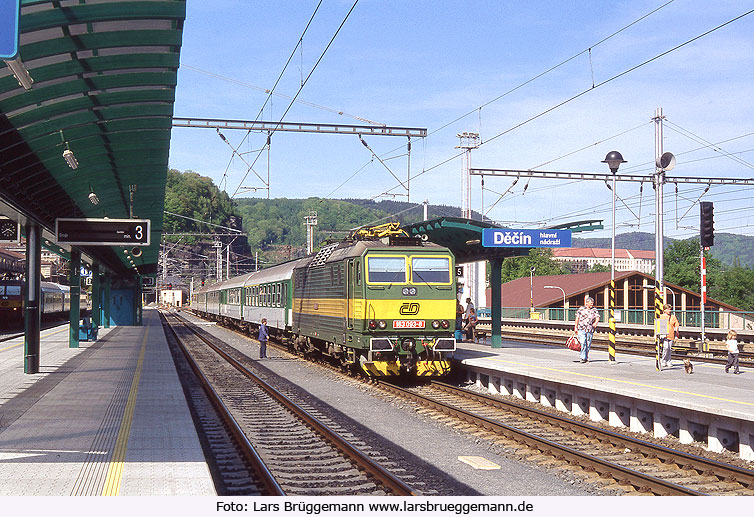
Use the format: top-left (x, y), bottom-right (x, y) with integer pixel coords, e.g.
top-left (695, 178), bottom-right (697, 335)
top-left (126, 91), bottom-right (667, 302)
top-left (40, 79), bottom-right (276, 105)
top-left (464, 297), bottom-right (475, 326)
top-left (658, 305), bottom-right (680, 368)
top-left (725, 330), bottom-right (740, 374)
top-left (258, 318), bottom-right (269, 359)
top-left (574, 296), bottom-right (599, 363)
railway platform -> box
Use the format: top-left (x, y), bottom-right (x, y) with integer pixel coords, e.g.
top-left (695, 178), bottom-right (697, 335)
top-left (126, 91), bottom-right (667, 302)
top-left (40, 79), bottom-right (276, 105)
top-left (0, 309), bottom-right (215, 496)
top-left (454, 338), bottom-right (754, 462)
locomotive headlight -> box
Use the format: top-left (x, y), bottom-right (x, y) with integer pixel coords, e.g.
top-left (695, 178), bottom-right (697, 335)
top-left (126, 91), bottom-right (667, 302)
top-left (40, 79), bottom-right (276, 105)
top-left (378, 320), bottom-right (387, 329)
top-left (368, 320), bottom-right (377, 330)
top-left (441, 320), bottom-right (450, 329)
top-left (431, 320), bottom-right (441, 329)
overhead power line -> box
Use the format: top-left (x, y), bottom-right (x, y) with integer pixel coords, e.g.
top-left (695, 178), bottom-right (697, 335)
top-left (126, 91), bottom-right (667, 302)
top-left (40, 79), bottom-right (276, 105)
top-left (372, 8), bottom-right (754, 200)
top-left (231, 0), bottom-right (360, 199)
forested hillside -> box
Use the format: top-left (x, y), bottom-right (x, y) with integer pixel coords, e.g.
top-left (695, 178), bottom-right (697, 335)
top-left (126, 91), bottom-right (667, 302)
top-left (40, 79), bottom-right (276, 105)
top-left (164, 169), bottom-right (240, 242)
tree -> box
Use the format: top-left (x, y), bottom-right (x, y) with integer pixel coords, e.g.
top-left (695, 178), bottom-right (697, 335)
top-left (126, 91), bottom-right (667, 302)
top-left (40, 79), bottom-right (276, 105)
top-left (709, 266), bottom-right (754, 311)
top-left (164, 169), bottom-right (241, 243)
top-left (499, 249), bottom-right (569, 283)
top-left (663, 238), bottom-right (721, 293)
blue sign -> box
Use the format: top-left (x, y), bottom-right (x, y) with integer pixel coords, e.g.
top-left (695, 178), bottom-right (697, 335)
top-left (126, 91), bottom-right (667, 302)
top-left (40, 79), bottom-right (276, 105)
top-left (0, 0), bottom-right (20, 59)
top-left (482, 228), bottom-right (572, 248)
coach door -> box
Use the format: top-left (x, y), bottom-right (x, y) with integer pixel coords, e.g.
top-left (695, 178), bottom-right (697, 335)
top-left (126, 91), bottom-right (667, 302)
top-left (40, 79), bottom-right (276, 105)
top-left (346, 259), bottom-right (354, 329)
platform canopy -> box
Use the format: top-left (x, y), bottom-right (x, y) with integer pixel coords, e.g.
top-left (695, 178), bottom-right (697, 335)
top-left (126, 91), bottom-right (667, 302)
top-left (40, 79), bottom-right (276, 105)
top-left (0, 0), bottom-right (186, 276)
top-left (401, 217), bottom-right (529, 263)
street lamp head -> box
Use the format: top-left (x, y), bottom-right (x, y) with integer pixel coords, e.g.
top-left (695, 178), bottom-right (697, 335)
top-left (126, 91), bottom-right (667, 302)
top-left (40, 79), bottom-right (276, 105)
top-left (602, 151), bottom-right (627, 173)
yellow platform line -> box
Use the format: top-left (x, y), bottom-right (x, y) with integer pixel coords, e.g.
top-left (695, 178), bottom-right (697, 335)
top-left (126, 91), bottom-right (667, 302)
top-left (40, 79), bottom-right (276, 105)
top-left (101, 327), bottom-right (149, 496)
top-left (488, 356), bottom-right (754, 408)
top-left (0, 327), bottom-right (69, 353)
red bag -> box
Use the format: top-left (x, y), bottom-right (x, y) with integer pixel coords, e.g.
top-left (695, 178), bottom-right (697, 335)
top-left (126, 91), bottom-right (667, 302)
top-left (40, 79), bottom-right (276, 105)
top-left (566, 334), bottom-right (581, 351)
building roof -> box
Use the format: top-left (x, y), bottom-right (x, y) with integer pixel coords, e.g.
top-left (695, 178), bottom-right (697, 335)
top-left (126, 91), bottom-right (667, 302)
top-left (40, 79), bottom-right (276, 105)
top-left (551, 248), bottom-right (655, 260)
top-left (487, 270), bottom-right (741, 311)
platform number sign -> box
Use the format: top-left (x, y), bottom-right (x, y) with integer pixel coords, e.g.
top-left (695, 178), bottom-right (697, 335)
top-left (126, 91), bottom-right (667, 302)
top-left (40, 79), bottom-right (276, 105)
top-left (455, 266), bottom-right (464, 277)
top-left (55, 218), bottom-right (151, 246)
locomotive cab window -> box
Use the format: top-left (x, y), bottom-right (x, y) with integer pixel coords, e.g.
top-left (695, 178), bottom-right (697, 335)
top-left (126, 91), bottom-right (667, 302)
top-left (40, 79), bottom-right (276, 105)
top-left (6, 285), bottom-right (20, 295)
top-left (411, 256), bottom-right (451, 284)
top-left (366, 256), bottom-right (406, 284)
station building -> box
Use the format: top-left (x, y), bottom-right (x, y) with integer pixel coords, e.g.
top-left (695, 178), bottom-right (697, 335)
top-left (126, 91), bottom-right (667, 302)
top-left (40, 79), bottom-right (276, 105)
top-left (551, 247), bottom-right (655, 274)
top-left (485, 270), bottom-right (750, 330)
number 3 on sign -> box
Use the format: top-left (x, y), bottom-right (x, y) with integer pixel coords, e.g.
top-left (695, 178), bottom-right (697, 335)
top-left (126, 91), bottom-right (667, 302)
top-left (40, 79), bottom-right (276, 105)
top-left (134, 225), bottom-right (143, 240)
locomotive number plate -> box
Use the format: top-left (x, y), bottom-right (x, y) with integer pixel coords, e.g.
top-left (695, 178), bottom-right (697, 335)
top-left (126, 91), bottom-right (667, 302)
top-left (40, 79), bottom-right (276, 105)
top-left (393, 320), bottom-right (425, 329)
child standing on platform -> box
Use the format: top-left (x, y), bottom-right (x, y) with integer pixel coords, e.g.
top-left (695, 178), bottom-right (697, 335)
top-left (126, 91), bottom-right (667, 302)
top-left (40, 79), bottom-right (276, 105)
top-left (725, 330), bottom-right (740, 374)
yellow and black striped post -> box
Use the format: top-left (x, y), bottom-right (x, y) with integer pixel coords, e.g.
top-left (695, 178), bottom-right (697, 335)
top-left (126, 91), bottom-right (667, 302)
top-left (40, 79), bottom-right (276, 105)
top-left (608, 280), bottom-right (616, 362)
top-left (654, 285), bottom-right (663, 371)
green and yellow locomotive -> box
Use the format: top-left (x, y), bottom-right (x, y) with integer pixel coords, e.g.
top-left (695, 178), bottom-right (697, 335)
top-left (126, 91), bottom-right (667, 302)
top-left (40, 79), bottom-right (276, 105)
top-left (292, 230), bottom-right (456, 376)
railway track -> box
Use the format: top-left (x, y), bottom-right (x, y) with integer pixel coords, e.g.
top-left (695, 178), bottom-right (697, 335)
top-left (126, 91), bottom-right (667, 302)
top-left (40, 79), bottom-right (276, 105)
top-left (375, 380), bottom-right (754, 496)
top-left (0, 320), bottom-right (72, 343)
top-left (161, 310), bottom-right (417, 496)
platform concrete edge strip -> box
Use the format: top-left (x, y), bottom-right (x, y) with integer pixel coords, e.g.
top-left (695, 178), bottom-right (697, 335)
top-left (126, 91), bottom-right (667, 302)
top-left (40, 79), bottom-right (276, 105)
top-left (471, 357), bottom-right (754, 410)
top-left (101, 328), bottom-right (149, 496)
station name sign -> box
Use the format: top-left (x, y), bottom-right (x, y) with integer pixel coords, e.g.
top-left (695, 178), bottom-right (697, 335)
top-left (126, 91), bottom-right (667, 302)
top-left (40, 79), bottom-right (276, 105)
top-left (55, 218), bottom-right (151, 246)
top-left (481, 228), bottom-right (572, 248)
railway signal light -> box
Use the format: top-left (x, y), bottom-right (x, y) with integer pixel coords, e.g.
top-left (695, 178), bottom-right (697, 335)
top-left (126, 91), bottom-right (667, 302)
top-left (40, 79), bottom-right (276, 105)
top-left (700, 202), bottom-right (714, 247)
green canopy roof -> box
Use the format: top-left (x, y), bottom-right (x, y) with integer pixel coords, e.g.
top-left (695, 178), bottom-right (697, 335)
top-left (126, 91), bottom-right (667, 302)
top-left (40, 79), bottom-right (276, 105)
top-left (402, 217), bottom-right (529, 263)
top-left (0, 0), bottom-right (186, 276)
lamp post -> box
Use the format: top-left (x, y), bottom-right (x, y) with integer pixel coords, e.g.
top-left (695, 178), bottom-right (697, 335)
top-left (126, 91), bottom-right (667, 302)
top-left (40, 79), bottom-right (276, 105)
top-left (544, 285), bottom-right (566, 321)
top-left (530, 266), bottom-right (535, 318)
top-left (602, 151), bottom-right (626, 363)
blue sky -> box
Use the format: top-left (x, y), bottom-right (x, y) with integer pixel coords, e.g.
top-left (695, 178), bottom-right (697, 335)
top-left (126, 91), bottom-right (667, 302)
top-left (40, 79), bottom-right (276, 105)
top-left (169, 1), bottom-right (754, 241)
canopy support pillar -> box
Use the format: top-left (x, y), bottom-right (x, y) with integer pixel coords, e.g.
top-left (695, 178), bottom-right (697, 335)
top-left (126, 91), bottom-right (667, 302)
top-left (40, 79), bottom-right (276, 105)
top-left (490, 257), bottom-right (503, 348)
top-left (69, 249), bottom-right (81, 348)
top-left (23, 221), bottom-right (41, 373)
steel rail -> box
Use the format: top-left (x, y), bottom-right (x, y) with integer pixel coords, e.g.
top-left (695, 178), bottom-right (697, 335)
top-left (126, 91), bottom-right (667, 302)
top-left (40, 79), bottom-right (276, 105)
top-left (377, 381), bottom-right (706, 495)
top-left (172, 312), bottom-right (418, 496)
top-left (430, 381), bottom-right (754, 489)
top-left (161, 312), bottom-right (284, 496)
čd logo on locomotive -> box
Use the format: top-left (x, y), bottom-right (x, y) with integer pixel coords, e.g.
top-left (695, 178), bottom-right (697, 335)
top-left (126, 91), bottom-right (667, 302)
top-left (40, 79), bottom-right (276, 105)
top-left (399, 302), bottom-right (420, 315)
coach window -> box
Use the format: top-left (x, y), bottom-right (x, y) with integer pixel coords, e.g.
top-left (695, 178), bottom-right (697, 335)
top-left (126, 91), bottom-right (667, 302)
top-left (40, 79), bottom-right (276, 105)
top-left (276, 283), bottom-right (281, 306)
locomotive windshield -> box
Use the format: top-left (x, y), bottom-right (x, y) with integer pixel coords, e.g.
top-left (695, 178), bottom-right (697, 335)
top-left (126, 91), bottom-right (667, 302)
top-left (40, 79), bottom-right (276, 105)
top-left (411, 257), bottom-right (450, 284)
top-left (6, 285), bottom-right (20, 295)
top-left (366, 256), bottom-right (406, 283)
